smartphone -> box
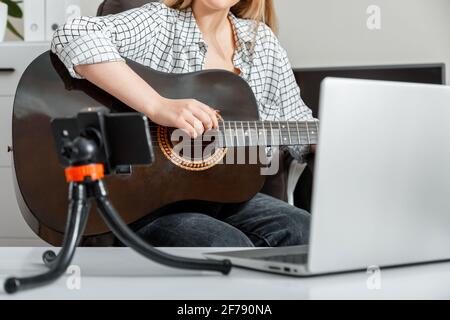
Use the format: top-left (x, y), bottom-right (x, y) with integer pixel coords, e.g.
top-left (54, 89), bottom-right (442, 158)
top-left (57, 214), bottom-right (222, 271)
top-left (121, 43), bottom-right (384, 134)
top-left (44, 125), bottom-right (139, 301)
top-left (51, 107), bottom-right (154, 174)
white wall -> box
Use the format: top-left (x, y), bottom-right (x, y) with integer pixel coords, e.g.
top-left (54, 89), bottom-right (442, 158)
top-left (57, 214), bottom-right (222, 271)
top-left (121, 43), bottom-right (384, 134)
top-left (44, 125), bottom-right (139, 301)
top-left (79, 0), bottom-right (103, 16)
top-left (275, 0), bottom-right (450, 84)
top-left (5, 0), bottom-right (450, 84)
top-left (5, 0), bottom-right (103, 41)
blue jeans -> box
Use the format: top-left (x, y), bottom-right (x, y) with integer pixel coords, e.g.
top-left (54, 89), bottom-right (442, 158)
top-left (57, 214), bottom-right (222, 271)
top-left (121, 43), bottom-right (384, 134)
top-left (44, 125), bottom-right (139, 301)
top-left (136, 193), bottom-right (311, 247)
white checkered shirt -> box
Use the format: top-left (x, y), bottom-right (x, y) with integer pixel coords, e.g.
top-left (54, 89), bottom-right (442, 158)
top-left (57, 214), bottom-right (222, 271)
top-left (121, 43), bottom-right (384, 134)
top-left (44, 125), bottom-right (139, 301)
top-left (51, 2), bottom-right (314, 161)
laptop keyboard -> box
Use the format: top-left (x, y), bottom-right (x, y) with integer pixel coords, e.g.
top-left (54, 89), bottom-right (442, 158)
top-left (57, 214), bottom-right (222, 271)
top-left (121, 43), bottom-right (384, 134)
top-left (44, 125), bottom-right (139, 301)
top-left (253, 253), bottom-right (308, 265)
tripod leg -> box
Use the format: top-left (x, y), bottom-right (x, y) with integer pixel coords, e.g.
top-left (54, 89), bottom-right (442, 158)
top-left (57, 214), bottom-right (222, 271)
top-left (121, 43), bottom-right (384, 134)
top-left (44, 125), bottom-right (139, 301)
top-left (43, 201), bottom-right (91, 267)
top-left (93, 181), bottom-right (231, 275)
top-left (4, 183), bottom-right (89, 294)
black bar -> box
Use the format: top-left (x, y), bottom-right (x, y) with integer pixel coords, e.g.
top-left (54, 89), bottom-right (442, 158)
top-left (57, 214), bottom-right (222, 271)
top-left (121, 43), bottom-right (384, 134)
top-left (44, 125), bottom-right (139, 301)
top-left (0, 68), bottom-right (15, 73)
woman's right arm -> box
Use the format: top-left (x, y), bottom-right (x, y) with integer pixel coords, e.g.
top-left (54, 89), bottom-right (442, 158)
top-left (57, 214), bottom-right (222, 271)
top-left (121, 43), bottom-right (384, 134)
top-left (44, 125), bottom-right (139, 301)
top-left (74, 61), bottom-right (218, 138)
top-left (51, 4), bottom-right (217, 137)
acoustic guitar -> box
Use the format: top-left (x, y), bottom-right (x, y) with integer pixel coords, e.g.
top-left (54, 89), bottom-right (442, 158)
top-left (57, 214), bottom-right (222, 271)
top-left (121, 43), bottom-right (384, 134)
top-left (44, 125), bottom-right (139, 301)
top-left (12, 52), bottom-right (319, 245)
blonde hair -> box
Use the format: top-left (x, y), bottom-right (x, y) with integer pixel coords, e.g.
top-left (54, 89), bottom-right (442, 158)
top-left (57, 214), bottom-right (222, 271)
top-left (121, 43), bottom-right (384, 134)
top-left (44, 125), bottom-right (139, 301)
top-left (162, 0), bottom-right (278, 33)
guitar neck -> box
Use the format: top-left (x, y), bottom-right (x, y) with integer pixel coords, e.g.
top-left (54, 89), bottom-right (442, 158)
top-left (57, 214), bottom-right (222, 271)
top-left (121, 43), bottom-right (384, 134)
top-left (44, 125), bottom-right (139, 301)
top-left (213, 120), bottom-right (319, 147)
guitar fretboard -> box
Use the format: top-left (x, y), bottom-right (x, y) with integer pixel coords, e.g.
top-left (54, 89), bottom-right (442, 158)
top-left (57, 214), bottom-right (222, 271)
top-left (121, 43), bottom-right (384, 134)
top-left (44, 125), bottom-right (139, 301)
top-left (207, 120), bottom-right (319, 147)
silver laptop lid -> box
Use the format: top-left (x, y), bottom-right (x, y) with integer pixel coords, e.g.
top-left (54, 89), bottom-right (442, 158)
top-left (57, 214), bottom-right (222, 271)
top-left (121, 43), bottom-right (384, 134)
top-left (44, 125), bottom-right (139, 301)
top-left (309, 78), bottom-right (450, 274)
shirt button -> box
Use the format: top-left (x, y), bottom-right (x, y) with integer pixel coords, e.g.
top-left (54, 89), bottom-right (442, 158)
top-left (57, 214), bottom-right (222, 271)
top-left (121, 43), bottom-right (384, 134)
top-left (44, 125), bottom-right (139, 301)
top-left (199, 43), bottom-right (207, 52)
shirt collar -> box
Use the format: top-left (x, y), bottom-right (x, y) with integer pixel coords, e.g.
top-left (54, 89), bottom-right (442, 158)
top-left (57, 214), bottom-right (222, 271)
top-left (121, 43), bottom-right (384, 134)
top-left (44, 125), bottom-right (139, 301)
top-left (178, 7), bottom-right (205, 47)
top-left (179, 7), bottom-right (256, 72)
top-left (228, 11), bottom-right (255, 47)
top-left (229, 12), bottom-right (256, 70)
top-left (179, 7), bottom-right (255, 49)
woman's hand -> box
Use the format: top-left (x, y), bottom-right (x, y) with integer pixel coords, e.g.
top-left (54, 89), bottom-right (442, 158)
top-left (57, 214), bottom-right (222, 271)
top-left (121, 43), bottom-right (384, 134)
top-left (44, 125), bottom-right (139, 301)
top-left (147, 97), bottom-right (219, 138)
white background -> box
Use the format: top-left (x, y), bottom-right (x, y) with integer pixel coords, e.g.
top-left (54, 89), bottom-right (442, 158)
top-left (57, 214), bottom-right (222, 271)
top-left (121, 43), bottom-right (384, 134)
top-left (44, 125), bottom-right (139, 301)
top-left (5, 0), bottom-right (450, 83)
top-left (276, 0), bottom-right (450, 84)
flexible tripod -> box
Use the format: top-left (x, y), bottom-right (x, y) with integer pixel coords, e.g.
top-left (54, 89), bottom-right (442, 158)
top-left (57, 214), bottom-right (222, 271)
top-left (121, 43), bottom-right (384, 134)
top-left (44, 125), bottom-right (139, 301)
top-left (4, 111), bottom-right (231, 294)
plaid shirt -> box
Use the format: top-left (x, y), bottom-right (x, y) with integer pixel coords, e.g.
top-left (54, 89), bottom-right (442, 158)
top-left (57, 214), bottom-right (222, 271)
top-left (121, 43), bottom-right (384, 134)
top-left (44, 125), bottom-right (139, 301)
top-left (51, 3), bottom-right (314, 160)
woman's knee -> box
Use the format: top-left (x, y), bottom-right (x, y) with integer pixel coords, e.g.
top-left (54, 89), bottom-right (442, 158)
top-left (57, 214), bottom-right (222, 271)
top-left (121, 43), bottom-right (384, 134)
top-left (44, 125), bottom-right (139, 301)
top-left (137, 213), bottom-right (254, 247)
top-left (249, 202), bottom-right (311, 247)
top-left (246, 193), bottom-right (311, 246)
top-left (276, 206), bottom-right (311, 246)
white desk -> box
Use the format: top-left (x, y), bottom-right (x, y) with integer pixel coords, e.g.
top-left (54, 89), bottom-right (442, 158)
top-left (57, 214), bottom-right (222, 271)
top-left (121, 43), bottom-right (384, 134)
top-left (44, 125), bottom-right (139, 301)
top-left (0, 247), bottom-right (449, 299)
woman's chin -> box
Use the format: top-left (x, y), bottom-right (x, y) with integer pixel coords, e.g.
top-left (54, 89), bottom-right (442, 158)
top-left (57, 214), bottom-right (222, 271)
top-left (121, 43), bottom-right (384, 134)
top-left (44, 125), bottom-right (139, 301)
top-left (197, 0), bottom-right (240, 11)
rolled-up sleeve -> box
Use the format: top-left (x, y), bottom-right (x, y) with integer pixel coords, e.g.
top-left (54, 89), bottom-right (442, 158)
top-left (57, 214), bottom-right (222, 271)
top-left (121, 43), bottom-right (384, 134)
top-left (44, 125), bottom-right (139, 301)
top-left (276, 47), bottom-right (316, 162)
top-left (51, 3), bottom-right (169, 78)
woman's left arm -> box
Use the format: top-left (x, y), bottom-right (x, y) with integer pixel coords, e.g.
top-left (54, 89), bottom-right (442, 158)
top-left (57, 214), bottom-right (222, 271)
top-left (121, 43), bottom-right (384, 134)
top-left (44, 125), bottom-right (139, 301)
top-left (277, 47), bottom-right (317, 160)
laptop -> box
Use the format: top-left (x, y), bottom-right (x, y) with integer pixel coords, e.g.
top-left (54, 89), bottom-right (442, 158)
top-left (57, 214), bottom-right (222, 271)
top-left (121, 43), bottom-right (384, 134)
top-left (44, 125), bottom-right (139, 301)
top-left (204, 78), bottom-right (450, 276)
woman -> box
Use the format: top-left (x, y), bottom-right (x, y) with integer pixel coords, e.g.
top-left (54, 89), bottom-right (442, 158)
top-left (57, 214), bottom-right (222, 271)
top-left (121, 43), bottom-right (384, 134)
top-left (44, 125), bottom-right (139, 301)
top-left (51, 0), bottom-right (313, 247)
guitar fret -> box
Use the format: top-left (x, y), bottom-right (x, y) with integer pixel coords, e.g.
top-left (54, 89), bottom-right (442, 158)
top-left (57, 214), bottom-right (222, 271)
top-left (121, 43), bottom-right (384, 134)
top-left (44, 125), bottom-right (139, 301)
top-left (314, 120), bottom-right (319, 144)
top-left (233, 122), bottom-right (239, 146)
top-left (267, 122), bottom-right (273, 146)
top-left (286, 122), bottom-right (292, 145)
top-left (293, 123), bottom-right (300, 145)
top-left (277, 122), bottom-right (281, 146)
top-left (287, 123), bottom-right (294, 145)
top-left (262, 121), bottom-right (267, 147)
top-left (241, 121), bottom-right (246, 147)
top-left (255, 122), bottom-right (261, 146)
top-left (228, 121), bottom-right (234, 147)
top-left (296, 122), bottom-right (301, 145)
top-left (220, 121), bottom-right (227, 148)
top-left (281, 122), bottom-right (289, 145)
top-left (305, 121), bottom-right (311, 145)
top-left (247, 121), bottom-right (253, 147)
top-left (277, 121), bottom-right (282, 146)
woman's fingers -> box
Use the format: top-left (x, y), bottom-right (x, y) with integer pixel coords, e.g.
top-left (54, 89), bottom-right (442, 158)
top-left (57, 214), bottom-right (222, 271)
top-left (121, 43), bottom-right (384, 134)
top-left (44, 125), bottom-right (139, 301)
top-left (166, 99), bottom-right (219, 138)
top-left (184, 112), bottom-right (205, 138)
top-left (177, 119), bottom-right (198, 139)
top-left (196, 102), bottom-right (219, 129)
top-left (190, 106), bottom-right (213, 130)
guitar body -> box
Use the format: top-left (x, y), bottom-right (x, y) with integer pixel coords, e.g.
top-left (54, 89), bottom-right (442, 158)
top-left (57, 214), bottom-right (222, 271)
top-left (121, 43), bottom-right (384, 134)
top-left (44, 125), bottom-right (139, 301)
top-left (12, 52), bottom-right (266, 245)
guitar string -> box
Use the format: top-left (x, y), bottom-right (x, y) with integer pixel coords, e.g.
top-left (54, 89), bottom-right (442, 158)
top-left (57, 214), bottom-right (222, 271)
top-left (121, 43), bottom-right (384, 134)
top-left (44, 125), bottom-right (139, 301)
top-left (148, 127), bottom-right (318, 143)
top-left (146, 121), bottom-right (319, 146)
top-left (146, 124), bottom-right (319, 133)
top-left (148, 132), bottom-right (318, 142)
top-left (144, 121), bottom-right (319, 128)
top-left (148, 133), bottom-right (317, 146)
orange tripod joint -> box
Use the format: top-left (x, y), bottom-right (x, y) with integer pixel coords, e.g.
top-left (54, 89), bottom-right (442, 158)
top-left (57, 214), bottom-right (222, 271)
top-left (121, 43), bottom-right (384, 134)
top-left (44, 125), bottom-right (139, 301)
top-left (64, 164), bottom-right (105, 182)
